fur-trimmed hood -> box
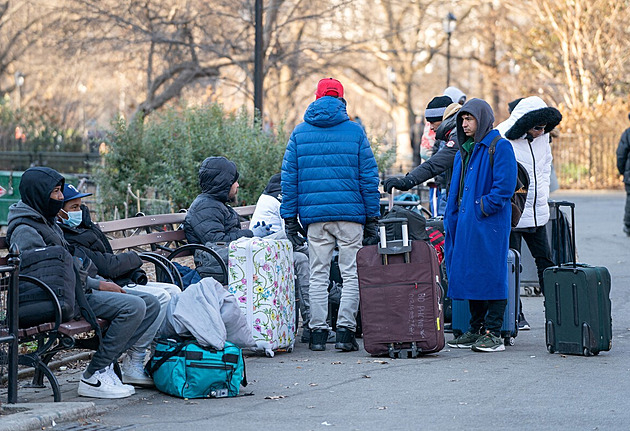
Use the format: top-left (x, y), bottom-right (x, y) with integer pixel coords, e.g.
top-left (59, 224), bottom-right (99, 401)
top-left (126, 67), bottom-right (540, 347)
top-left (496, 96), bottom-right (562, 140)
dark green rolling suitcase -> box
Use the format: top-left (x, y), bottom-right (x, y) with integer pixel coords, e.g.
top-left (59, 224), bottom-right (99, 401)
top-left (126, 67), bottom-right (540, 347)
top-left (543, 202), bottom-right (612, 356)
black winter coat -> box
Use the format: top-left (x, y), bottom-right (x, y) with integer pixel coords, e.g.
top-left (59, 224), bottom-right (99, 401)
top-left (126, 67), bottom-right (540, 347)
top-left (616, 127), bottom-right (630, 184)
top-left (184, 157), bottom-right (253, 244)
top-left (60, 205), bottom-right (144, 284)
top-left (408, 114), bottom-right (459, 191)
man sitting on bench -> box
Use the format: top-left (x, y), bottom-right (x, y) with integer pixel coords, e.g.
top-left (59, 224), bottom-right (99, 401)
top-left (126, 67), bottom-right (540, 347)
top-left (58, 183), bottom-right (179, 387)
top-left (6, 167), bottom-right (160, 399)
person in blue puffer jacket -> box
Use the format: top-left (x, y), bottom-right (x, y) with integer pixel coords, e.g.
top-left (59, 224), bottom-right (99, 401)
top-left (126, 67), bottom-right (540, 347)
top-left (280, 77), bottom-right (380, 352)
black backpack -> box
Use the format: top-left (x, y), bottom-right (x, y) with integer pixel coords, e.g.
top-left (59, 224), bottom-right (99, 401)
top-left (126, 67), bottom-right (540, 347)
top-left (488, 136), bottom-right (530, 228)
top-left (18, 245), bottom-right (79, 328)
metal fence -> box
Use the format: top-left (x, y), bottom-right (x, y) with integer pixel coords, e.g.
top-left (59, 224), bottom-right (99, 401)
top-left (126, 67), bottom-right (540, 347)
top-left (0, 248), bottom-right (20, 404)
top-left (551, 134), bottom-right (621, 189)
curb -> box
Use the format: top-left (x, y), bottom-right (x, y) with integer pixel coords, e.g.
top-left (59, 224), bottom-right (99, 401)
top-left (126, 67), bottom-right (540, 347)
top-left (0, 402), bottom-right (96, 431)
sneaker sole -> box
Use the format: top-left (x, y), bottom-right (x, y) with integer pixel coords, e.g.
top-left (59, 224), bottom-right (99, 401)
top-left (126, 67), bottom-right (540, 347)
top-left (78, 385), bottom-right (133, 399)
top-left (122, 376), bottom-right (155, 387)
top-left (472, 344), bottom-right (506, 352)
top-left (334, 342), bottom-right (359, 351)
top-left (519, 325), bottom-right (531, 331)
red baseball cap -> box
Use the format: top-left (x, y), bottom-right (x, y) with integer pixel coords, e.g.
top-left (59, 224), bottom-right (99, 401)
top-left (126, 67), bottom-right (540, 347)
top-left (315, 78), bottom-right (344, 99)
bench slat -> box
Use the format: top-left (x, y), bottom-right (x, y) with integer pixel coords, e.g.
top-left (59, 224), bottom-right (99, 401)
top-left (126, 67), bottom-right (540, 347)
top-left (97, 213), bottom-right (186, 233)
top-left (108, 230), bottom-right (186, 251)
top-left (233, 205), bottom-right (257, 217)
top-left (58, 318), bottom-right (108, 337)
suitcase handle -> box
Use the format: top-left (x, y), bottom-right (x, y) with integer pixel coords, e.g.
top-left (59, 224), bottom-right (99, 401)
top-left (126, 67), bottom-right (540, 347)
top-left (550, 200), bottom-right (577, 268)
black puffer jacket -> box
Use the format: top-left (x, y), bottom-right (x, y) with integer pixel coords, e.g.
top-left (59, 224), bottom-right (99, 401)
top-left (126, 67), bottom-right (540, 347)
top-left (59, 205), bottom-right (144, 284)
top-left (408, 113), bottom-right (459, 190)
top-left (616, 126), bottom-right (630, 184)
top-left (184, 157), bottom-right (253, 244)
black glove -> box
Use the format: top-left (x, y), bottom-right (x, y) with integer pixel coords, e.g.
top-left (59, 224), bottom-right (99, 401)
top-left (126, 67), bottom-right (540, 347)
top-left (363, 217), bottom-right (379, 246)
top-left (382, 175), bottom-right (417, 193)
top-left (284, 217), bottom-right (307, 248)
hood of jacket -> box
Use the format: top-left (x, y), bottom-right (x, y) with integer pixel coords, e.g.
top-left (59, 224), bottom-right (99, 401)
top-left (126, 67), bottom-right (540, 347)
top-left (198, 157), bottom-right (239, 203)
top-left (262, 173), bottom-right (282, 201)
top-left (435, 112), bottom-right (458, 142)
top-left (303, 96), bottom-right (349, 128)
top-left (18, 167), bottom-right (65, 223)
top-left (496, 96), bottom-right (562, 140)
top-left (456, 98), bottom-right (495, 145)
top-left (6, 200), bottom-right (51, 245)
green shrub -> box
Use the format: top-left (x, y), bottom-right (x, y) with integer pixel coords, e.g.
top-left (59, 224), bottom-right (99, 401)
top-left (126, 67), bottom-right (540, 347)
top-left (96, 104), bottom-right (287, 217)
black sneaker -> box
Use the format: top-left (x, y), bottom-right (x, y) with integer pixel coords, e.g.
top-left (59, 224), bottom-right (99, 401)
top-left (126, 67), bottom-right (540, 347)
top-left (309, 329), bottom-right (328, 351)
top-left (518, 313), bottom-right (531, 331)
top-left (335, 327), bottom-right (359, 352)
top-left (624, 226), bottom-right (630, 237)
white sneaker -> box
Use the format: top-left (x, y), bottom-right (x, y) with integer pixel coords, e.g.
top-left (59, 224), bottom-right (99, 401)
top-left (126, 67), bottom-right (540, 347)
top-left (106, 364), bottom-right (137, 394)
top-left (78, 369), bottom-right (133, 399)
top-left (121, 354), bottom-right (154, 387)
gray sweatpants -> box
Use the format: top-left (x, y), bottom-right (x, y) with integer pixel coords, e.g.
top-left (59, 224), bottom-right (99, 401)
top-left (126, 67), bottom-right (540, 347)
top-left (124, 282), bottom-right (180, 357)
top-left (307, 221), bottom-right (363, 332)
top-left (85, 289), bottom-right (160, 375)
top-left (293, 251), bottom-right (311, 326)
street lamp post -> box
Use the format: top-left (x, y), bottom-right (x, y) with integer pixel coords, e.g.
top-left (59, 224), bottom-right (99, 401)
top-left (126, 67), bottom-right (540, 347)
top-left (253, 0), bottom-right (264, 121)
top-left (14, 71), bottom-right (24, 110)
top-left (442, 12), bottom-right (457, 88)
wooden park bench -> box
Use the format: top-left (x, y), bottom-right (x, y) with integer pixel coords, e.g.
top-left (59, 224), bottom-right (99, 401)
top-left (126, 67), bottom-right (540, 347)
top-left (0, 204), bottom-right (257, 401)
top-left (96, 205), bottom-right (257, 289)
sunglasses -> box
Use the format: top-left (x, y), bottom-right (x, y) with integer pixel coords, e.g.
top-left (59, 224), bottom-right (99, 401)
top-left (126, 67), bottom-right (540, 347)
top-left (532, 126), bottom-right (546, 131)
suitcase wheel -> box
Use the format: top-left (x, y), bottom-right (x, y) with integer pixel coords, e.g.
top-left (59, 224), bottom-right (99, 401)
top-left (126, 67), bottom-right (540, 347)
top-left (524, 286), bottom-right (534, 297)
top-left (583, 347), bottom-right (592, 357)
top-left (504, 337), bottom-right (515, 347)
top-left (547, 344), bottom-right (555, 354)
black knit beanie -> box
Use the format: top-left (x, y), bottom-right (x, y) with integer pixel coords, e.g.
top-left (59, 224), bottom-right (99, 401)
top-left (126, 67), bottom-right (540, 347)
top-left (425, 96), bottom-right (452, 122)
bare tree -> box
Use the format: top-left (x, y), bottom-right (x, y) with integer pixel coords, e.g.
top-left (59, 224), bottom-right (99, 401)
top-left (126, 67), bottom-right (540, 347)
top-left (0, 1), bottom-right (51, 99)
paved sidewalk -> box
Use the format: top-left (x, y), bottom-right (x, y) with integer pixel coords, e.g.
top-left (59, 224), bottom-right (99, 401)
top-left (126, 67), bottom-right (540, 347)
top-left (2, 190), bottom-right (629, 430)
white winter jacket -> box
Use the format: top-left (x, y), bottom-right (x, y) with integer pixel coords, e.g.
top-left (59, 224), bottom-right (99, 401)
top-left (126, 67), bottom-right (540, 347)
top-left (496, 96), bottom-right (562, 228)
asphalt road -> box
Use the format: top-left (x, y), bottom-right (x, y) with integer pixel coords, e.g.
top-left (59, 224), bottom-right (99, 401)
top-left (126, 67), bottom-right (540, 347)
top-left (22, 190), bottom-right (630, 431)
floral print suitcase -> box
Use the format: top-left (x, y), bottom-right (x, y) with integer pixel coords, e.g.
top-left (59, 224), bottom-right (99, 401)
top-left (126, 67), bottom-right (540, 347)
top-left (227, 237), bottom-right (296, 352)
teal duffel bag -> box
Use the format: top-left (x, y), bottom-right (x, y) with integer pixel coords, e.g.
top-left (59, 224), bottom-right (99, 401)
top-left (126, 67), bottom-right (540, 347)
top-left (148, 339), bottom-right (247, 398)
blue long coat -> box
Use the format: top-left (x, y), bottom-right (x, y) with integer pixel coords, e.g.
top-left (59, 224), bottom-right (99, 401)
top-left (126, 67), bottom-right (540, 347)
top-left (444, 100), bottom-right (517, 300)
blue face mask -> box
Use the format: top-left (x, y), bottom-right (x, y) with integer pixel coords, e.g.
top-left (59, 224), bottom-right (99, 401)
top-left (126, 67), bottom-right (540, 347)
top-left (61, 209), bottom-right (83, 228)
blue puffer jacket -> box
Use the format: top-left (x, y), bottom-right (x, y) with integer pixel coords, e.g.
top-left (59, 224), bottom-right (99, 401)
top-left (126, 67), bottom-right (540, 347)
top-left (280, 97), bottom-right (380, 227)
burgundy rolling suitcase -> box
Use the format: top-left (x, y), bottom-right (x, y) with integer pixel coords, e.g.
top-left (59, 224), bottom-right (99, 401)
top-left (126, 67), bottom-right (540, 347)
top-left (357, 217), bottom-right (445, 358)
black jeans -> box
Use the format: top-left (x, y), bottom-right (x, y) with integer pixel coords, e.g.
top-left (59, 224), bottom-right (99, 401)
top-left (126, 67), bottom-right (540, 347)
top-left (510, 226), bottom-right (555, 294)
top-left (469, 299), bottom-right (507, 337)
top-left (624, 184), bottom-right (630, 230)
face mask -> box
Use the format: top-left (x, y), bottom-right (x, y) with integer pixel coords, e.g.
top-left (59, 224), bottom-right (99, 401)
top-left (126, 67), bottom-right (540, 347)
top-left (45, 198), bottom-right (65, 219)
top-left (61, 209), bottom-right (83, 228)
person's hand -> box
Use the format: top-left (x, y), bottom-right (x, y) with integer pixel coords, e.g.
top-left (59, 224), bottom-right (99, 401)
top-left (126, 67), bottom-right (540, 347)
top-left (363, 217), bottom-right (380, 246)
top-left (251, 221), bottom-right (274, 238)
top-left (284, 217), bottom-right (306, 248)
top-left (98, 280), bottom-right (126, 293)
top-left (382, 175), bottom-right (417, 193)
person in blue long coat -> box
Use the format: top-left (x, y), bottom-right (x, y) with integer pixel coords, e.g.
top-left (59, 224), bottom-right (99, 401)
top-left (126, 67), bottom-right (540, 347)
top-left (444, 99), bottom-right (517, 352)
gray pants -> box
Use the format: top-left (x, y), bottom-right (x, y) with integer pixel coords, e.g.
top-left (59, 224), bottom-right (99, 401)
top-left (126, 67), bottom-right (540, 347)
top-left (307, 221), bottom-right (363, 332)
top-left (124, 282), bottom-right (180, 357)
top-left (293, 251), bottom-right (311, 326)
top-left (86, 289), bottom-right (160, 375)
